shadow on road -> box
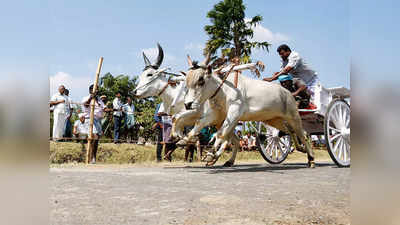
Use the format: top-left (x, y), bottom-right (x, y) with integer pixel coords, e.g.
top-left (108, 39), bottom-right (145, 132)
top-left (163, 162), bottom-right (337, 174)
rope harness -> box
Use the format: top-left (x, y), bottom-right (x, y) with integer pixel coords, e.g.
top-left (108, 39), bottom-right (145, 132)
top-left (209, 64), bottom-right (236, 99)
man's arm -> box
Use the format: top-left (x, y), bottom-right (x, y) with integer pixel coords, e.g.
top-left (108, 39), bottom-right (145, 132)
top-left (84, 95), bottom-right (96, 106)
top-left (292, 79), bottom-right (307, 97)
top-left (49, 99), bottom-right (64, 106)
top-left (263, 66), bottom-right (294, 82)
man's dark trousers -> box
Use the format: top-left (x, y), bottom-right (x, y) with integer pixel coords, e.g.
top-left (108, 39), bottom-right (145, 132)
top-left (156, 127), bottom-right (163, 161)
top-left (113, 115), bottom-right (122, 143)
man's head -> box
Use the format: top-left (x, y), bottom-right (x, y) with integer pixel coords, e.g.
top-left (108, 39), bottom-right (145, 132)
top-left (58, 85), bottom-right (65, 94)
top-left (237, 130), bottom-right (242, 136)
top-left (64, 89), bottom-right (69, 96)
top-left (277, 44), bottom-right (291, 61)
top-left (89, 84), bottom-right (94, 94)
top-left (79, 113), bottom-right (85, 123)
top-left (116, 91), bottom-right (122, 98)
top-left (100, 95), bottom-right (107, 102)
top-left (127, 96), bottom-right (132, 104)
top-left (247, 133), bottom-right (251, 137)
top-left (231, 56), bottom-right (240, 65)
top-left (278, 74), bottom-right (293, 89)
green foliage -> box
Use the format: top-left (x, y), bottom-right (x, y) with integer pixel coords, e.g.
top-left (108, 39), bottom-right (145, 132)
top-left (97, 72), bottom-right (159, 141)
top-left (204, 0), bottom-right (270, 63)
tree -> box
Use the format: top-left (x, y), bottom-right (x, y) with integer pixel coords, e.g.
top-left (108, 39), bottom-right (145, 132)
top-left (204, 0), bottom-right (270, 63)
top-left (97, 73), bottom-right (159, 141)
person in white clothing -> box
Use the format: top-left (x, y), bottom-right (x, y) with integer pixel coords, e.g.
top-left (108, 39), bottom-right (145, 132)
top-left (81, 84), bottom-right (105, 163)
top-left (123, 96), bottom-right (136, 143)
top-left (263, 44), bottom-right (321, 102)
top-left (113, 91), bottom-right (123, 143)
top-left (73, 113), bottom-right (98, 139)
top-left (50, 85), bottom-right (67, 141)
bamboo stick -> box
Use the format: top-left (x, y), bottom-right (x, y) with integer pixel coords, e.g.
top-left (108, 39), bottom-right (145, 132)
top-left (86, 57), bottom-right (104, 164)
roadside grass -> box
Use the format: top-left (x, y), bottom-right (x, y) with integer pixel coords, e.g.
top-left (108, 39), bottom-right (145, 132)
top-left (50, 141), bottom-right (332, 166)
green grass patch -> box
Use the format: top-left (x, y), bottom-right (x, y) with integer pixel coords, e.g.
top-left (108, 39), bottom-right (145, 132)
top-left (50, 141), bottom-right (331, 165)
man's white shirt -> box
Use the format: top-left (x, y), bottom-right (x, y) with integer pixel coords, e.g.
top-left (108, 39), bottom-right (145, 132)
top-left (74, 119), bottom-right (98, 135)
top-left (123, 103), bottom-right (135, 115)
top-left (113, 98), bottom-right (123, 117)
top-left (50, 93), bottom-right (67, 114)
top-left (81, 96), bottom-right (106, 119)
top-left (281, 51), bottom-right (318, 84)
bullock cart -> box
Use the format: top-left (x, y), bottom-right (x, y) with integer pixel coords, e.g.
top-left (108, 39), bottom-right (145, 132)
top-left (252, 85), bottom-right (350, 167)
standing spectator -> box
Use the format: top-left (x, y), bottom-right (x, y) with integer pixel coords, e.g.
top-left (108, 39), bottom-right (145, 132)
top-left (123, 96), bottom-right (136, 143)
top-left (183, 126), bottom-right (195, 162)
top-left (63, 89), bottom-right (73, 139)
top-left (82, 84), bottom-right (106, 164)
top-left (113, 91), bottom-right (123, 144)
top-left (152, 103), bottom-right (164, 162)
top-left (161, 115), bottom-right (177, 162)
top-left (50, 85), bottom-right (67, 141)
top-left (99, 95), bottom-right (113, 136)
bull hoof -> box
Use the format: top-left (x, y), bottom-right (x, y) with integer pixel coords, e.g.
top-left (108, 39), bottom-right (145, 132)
top-left (308, 161), bottom-right (316, 168)
top-left (203, 152), bottom-right (215, 162)
top-left (222, 161), bottom-right (234, 167)
top-left (206, 158), bottom-right (218, 167)
top-left (176, 139), bottom-right (187, 147)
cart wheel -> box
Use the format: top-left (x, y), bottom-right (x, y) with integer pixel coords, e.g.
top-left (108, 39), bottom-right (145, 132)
top-left (256, 122), bottom-right (291, 164)
top-left (324, 99), bottom-right (350, 167)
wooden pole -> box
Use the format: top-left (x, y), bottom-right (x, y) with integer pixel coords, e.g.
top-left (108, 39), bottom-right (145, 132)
top-left (86, 57), bottom-right (104, 164)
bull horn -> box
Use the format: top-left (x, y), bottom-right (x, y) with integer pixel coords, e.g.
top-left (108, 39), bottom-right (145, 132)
top-left (154, 43), bottom-right (164, 69)
top-left (142, 52), bottom-right (151, 67)
top-left (201, 52), bottom-right (211, 66)
top-left (187, 55), bottom-right (193, 67)
top-left (180, 71), bottom-right (186, 76)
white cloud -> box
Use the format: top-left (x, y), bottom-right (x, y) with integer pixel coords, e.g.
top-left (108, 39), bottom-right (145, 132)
top-left (49, 72), bottom-right (92, 102)
top-left (246, 18), bottom-right (289, 44)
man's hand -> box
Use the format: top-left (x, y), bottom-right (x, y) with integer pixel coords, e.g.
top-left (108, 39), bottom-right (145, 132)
top-left (263, 77), bottom-right (274, 82)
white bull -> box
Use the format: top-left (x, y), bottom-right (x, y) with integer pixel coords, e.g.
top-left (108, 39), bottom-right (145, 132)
top-left (133, 44), bottom-right (241, 166)
top-left (183, 55), bottom-right (315, 168)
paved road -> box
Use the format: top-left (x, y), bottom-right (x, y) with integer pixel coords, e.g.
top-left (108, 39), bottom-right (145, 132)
top-left (51, 162), bottom-right (350, 225)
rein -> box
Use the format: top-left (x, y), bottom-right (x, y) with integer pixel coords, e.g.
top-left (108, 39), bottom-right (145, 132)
top-left (209, 64), bottom-right (235, 99)
top-left (157, 77), bottom-right (177, 96)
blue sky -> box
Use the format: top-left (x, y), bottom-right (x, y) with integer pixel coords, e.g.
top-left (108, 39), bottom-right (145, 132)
top-left (1, 0), bottom-right (350, 101)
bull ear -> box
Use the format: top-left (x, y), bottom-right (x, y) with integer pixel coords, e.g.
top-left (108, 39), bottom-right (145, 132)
top-left (143, 52), bottom-right (151, 67)
top-left (187, 55), bottom-right (193, 67)
top-left (154, 43), bottom-right (164, 69)
top-left (180, 71), bottom-right (186, 76)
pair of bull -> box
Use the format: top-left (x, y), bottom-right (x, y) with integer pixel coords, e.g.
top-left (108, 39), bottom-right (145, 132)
top-left (134, 44), bottom-right (315, 168)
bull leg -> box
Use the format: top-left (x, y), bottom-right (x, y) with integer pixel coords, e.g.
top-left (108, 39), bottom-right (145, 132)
top-left (287, 118), bottom-right (315, 168)
top-left (209, 105), bottom-right (242, 163)
top-left (172, 109), bottom-right (200, 139)
top-left (223, 133), bottom-right (240, 167)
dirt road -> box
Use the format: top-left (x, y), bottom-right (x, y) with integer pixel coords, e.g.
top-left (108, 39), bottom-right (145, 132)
top-left (51, 162), bottom-right (350, 225)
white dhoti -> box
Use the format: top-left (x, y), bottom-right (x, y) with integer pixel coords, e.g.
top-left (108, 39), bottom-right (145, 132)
top-left (53, 112), bottom-right (66, 140)
top-left (306, 76), bottom-right (321, 104)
